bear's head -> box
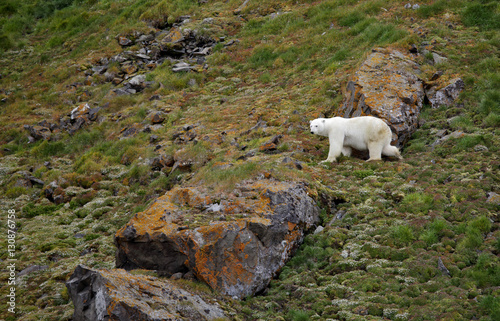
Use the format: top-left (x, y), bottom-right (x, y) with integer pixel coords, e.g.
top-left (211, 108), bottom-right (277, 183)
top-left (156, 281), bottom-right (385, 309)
top-left (310, 118), bottom-right (327, 136)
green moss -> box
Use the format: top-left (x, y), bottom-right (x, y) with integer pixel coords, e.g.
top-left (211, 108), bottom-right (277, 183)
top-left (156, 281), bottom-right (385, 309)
top-left (21, 203), bottom-right (63, 218)
top-left (479, 295), bottom-right (500, 321)
top-left (287, 309), bottom-right (310, 321)
top-left (400, 192), bottom-right (434, 215)
top-left (391, 225), bottom-right (415, 246)
top-left (468, 253), bottom-right (500, 288)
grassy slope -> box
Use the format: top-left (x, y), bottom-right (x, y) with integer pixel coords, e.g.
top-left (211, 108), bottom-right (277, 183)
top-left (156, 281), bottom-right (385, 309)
top-left (0, 0), bottom-right (499, 320)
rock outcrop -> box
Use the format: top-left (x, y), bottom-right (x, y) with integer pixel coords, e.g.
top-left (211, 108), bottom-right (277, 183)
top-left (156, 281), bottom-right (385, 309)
top-left (66, 264), bottom-right (226, 321)
top-left (336, 47), bottom-right (425, 147)
top-left (425, 77), bottom-right (464, 109)
top-left (115, 180), bottom-right (320, 298)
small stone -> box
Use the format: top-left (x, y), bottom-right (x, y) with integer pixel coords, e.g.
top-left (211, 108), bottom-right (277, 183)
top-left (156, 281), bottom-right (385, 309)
top-left (172, 62), bottom-right (193, 73)
top-left (121, 64), bottom-right (138, 75)
top-left (438, 257), bottom-right (450, 277)
top-left (474, 145), bottom-right (488, 152)
top-left (450, 130), bottom-right (465, 139)
top-left (432, 52), bottom-right (448, 65)
top-left (412, 4), bottom-right (420, 9)
top-left (431, 72), bottom-right (444, 82)
top-left (28, 176), bottom-right (45, 186)
top-left (118, 36), bottom-right (133, 47)
top-left (18, 265), bottom-right (49, 277)
top-left (435, 129), bottom-right (448, 138)
top-left (170, 272), bottom-right (184, 280)
top-left (486, 192), bottom-right (500, 204)
top-left (259, 142), bottom-right (277, 153)
top-left (314, 226), bottom-right (324, 234)
top-left (112, 77), bottom-right (123, 85)
top-left (128, 74), bottom-right (146, 89)
top-left (25, 125), bottom-right (52, 141)
top-left (135, 53), bottom-right (151, 60)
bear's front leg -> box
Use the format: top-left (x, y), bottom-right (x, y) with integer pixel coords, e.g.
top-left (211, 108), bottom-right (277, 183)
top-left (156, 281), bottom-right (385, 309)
top-left (321, 136), bottom-right (343, 163)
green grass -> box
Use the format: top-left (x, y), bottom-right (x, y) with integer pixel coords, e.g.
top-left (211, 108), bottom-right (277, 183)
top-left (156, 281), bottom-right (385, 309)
top-left (462, 1), bottom-right (500, 31)
top-left (22, 203), bottom-right (64, 218)
top-left (0, 0), bottom-right (499, 320)
top-left (400, 192), bottom-right (435, 215)
top-left (391, 224), bottom-right (415, 246)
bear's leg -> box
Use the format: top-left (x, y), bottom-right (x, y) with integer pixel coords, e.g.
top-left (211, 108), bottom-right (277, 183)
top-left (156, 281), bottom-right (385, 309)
top-left (321, 137), bottom-right (343, 163)
top-left (382, 145), bottom-right (403, 159)
top-left (367, 142), bottom-right (383, 162)
top-left (341, 146), bottom-right (352, 157)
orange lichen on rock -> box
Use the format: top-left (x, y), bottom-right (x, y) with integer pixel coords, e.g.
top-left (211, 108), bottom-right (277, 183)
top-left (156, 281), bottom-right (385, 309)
top-left (336, 47), bottom-right (425, 147)
top-left (114, 180), bottom-right (320, 298)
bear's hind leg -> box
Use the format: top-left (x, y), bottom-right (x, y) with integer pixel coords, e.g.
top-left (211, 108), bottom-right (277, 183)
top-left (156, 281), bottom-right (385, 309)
top-left (367, 142), bottom-right (383, 162)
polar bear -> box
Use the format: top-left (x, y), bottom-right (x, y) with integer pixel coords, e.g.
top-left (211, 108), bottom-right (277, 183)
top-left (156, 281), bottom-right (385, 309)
top-left (310, 116), bottom-right (402, 162)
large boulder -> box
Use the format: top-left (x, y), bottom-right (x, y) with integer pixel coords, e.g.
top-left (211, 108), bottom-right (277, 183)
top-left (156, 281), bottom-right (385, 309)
top-left (425, 77), bottom-right (464, 109)
top-left (336, 47), bottom-right (425, 147)
top-left (115, 180), bottom-right (320, 298)
top-left (66, 264), bottom-right (227, 321)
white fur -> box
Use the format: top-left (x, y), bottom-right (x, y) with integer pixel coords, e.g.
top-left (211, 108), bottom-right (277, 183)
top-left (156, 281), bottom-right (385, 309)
top-left (310, 116), bottom-right (402, 163)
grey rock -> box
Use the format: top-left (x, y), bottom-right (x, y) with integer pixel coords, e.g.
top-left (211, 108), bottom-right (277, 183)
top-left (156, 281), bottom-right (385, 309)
top-left (66, 264), bottom-right (226, 321)
top-left (136, 34), bottom-right (154, 43)
top-left (432, 52), bottom-right (448, 65)
top-left (438, 257), bottom-right (450, 277)
top-left (24, 125), bottom-right (52, 141)
top-left (427, 78), bottom-right (464, 108)
top-left (205, 203), bottom-right (224, 212)
top-left (18, 264), bottom-right (49, 277)
top-left (327, 210), bottom-right (346, 226)
top-left (118, 36), bottom-right (133, 47)
top-left (486, 192), bottom-right (500, 204)
top-left (92, 65), bottom-right (107, 74)
top-left (314, 226), bottom-right (324, 234)
top-left (115, 181), bottom-right (320, 299)
top-left (134, 53), bottom-right (151, 60)
top-left (335, 47), bottom-right (425, 147)
top-left (474, 144), bottom-right (488, 152)
top-left (128, 74), bottom-right (146, 88)
top-left (435, 129), bottom-right (448, 138)
top-left (172, 62), bottom-right (193, 72)
top-left (28, 176), bottom-right (45, 186)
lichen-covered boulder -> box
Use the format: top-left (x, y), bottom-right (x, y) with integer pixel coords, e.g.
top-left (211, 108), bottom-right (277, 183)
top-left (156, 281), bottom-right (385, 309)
top-left (115, 180), bottom-right (320, 298)
top-left (66, 264), bottom-right (227, 321)
top-left (336, 47), bottom-right (425, 147)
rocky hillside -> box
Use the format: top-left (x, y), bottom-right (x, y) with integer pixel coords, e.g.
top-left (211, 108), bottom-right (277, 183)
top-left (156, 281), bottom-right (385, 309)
top-left (0, 0), bottom-right (499, 320)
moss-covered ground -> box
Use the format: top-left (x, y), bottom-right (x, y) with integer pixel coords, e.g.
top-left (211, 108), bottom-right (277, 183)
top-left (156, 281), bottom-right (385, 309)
top-left (0, 0), bottom-right (498, 320)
